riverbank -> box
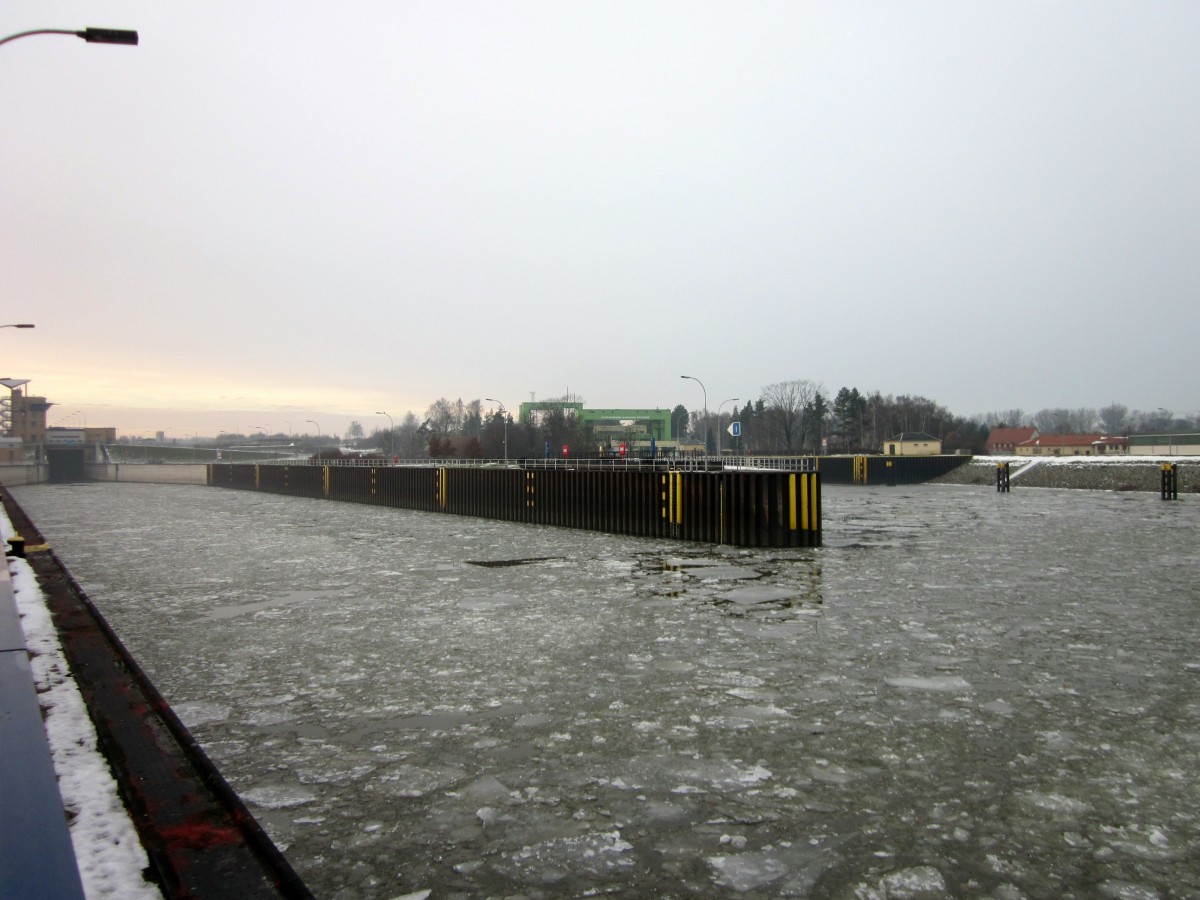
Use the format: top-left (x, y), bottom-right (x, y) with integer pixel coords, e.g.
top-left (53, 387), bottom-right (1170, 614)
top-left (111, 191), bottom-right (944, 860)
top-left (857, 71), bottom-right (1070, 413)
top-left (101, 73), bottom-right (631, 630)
top-left (932, 455), bottom-right (1198, 492)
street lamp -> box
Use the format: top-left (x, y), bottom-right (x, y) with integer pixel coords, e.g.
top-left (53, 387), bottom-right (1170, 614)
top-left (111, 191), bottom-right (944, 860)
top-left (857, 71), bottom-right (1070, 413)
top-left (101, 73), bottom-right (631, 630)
top-left (680, 375), bottom-right (708, 456)
top-left (376, 411), bottom-right (394, 460)
top-left (306, 419), bottom-right (322, 456)
top-left (485, 398), bottom-right (508, 464)
top-left (716, 398), bottom-right (739, 458)
top-left (1, 28), bottom-right (139, 48)
top-left (1158, 408), bottom-right (1175, 456)
top-left (0, 324), bottom-right (34, 329)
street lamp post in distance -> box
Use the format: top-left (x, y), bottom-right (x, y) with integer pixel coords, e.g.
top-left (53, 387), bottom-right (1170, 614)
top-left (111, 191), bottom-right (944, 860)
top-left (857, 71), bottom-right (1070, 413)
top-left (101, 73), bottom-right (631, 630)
top-left (1157, 408), bottom-right (1175, 456)
top-left (716, 398), bottom-right (739, 458)
top-left (680, 375), bottom-right (708, 456)
top-left (485, 398), bottom-right (508, 465)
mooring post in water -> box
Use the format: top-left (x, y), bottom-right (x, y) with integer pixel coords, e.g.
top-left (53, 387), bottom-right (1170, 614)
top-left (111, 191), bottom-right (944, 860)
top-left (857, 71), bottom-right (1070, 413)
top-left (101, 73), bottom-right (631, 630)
top-left (885, 459), bottom-right (895, 487)
top-left (1161, 462), bottom-right (1178, 500)
top-left (996, 461), bottom-right (1011, 492)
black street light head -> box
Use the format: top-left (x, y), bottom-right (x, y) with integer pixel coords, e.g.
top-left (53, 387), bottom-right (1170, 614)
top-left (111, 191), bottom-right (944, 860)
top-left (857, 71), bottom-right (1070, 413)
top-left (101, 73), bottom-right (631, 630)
top-left (1, 27), bottom-right (139, 48)
top-left (79, 28), bottom-right (138, 45)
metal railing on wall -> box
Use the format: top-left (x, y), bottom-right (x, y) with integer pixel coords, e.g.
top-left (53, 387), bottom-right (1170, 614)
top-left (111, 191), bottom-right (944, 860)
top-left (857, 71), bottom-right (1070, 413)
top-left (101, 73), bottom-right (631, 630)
top-left (252, 455), bottom-right (819, 472)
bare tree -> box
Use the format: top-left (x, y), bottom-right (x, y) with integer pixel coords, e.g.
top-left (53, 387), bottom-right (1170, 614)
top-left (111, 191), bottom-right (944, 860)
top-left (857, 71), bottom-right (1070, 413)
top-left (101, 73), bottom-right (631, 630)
top-left (863, 391), bottom-right (891, 449)
top-left (981, 409), bottom-right (1031, 429)
top-left (1098, 403), bottom-right (1129, 435)
top-left (1033, 407), bottom-right (1098, 434)
top-left (891, 394), bottom-right (950, 435)
top-left (1033, 408), bottom-right (1072, 434)
top-left (391, 412), bottom-right (424, 458)
top-left (760, 380), bottom-right (820, 453)
top-left (1072, 407), bottom-right (1099, 433)
top-left (425, 397), bottom-right (464, 436)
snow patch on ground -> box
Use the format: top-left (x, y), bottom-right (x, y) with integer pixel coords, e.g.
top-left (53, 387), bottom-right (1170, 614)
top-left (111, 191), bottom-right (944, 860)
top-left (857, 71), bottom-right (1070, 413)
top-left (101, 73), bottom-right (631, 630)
top-left (4, 515), bottom-right (160, 900)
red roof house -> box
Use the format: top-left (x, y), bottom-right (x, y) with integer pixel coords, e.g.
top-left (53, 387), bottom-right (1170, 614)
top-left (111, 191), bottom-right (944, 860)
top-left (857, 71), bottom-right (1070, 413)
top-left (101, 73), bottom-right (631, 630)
top-left (986, 427), bottom-right (1037, 454)
top-left (1015, 434), bottom-right (1107, 456)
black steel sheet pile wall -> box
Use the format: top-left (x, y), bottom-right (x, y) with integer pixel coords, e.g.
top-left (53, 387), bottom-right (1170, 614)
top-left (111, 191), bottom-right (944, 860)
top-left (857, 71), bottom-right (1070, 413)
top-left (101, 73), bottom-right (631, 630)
top-left (819, 454), bottom-right (970, 485)
top-left (207, 464), bottom-right (821, 548)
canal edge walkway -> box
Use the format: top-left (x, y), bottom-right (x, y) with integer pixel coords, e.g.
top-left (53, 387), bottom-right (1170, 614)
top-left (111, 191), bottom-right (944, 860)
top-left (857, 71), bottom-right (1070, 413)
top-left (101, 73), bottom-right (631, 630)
top-left (0, 484), bottom-right (315, 899)
top-left (1, 542), bottom-right (88, 898)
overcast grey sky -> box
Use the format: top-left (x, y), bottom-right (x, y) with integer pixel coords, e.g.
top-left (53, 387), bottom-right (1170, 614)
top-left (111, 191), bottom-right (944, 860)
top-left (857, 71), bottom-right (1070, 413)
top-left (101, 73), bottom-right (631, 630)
top-left (3, 2), bottom-right (1197, 438)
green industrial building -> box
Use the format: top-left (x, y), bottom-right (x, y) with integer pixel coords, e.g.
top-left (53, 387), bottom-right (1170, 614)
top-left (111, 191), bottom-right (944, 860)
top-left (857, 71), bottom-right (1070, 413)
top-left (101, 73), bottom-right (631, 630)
top-left (518, 401), bottom-right (689, 451)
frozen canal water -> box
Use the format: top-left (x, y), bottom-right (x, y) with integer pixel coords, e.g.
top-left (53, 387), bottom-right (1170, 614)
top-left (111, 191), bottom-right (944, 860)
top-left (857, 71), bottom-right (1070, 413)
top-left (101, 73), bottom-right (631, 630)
top-left (12, 481), bottom-right (1200, 899)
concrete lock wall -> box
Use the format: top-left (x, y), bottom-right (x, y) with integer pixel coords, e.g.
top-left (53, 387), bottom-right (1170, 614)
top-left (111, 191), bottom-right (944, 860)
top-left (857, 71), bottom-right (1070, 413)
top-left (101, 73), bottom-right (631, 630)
top-left (87, 464), bottom-right (209, 485)
top-left (0, 465), bottom-right (48, 486)
top-left (0, 462), bottom-right (208, 486)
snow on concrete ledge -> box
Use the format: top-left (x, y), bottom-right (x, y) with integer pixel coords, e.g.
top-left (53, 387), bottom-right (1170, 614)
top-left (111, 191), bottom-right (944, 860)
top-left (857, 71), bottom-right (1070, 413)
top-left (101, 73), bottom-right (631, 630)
top-left (2, 509), bottom-right (161, 900)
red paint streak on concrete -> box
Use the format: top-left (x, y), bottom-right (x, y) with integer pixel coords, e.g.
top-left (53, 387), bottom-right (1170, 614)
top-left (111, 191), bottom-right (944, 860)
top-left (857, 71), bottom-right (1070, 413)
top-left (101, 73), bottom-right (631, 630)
top-left (158, 821), bottom-right (243, 851)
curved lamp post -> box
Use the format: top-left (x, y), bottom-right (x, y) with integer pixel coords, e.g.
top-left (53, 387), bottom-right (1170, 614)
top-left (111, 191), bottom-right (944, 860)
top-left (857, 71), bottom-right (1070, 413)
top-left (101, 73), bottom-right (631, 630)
top-left (1, 28), bottom-right (138, 48)
top-left (376, 411), bottom-right (394, 459)
top-left (1158, 408), bottom-right (1175, 456)
top-left (485, 398), bottom-right (508, 464)
top-left (716, 398), bottom-right (739, 458)
top-left (680, 375), bottom-right (708, 456)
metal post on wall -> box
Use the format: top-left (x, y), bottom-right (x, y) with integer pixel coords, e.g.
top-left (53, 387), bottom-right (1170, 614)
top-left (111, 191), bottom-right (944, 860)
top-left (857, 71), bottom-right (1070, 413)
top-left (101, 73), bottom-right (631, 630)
top-left (1161, 463), bottom-right (1178, 500)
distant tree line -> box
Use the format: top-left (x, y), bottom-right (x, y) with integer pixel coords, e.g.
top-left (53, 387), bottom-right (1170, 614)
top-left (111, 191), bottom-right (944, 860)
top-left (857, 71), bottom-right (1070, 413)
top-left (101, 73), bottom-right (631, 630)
top-left (342, 396), bottom-right (596, 461)
top-left (978, 403), bottom-right (1195, 438)
top-left (697, 381), bottom-right (989, 456)
top-left (238, 389), bottom-right (1193, 460)
top-left (712, 385), bottom-right (1196, 456)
